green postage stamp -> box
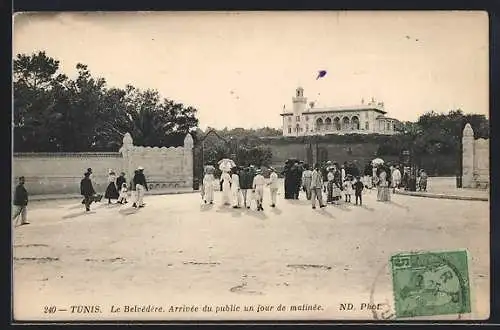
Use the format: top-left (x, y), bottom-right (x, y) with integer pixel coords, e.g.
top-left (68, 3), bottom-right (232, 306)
top-left (390, 250), bottom-right (471, 318)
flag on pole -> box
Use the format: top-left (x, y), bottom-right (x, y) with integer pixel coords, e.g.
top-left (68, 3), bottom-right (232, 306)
top-left (316, 70), bottom-right (327, 80)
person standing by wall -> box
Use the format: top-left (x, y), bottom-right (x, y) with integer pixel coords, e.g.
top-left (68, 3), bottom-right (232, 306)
top-left (13, 176), bottom-right (29, 226)
top-left (268, 167), bottom-right (279, 207)
top-left (311, 163), bottom-right (326, 209)
top-left (391, 165), bottom-right (402, 193)
top-left (419, 169), bottom-right (428, 192)
top-left (133, 166), bottom-right (148, 208)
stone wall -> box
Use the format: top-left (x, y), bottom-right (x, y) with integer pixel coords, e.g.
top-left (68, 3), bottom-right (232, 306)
top-left (13, 133), bottom-right (194, 195)
top-left (462, 123), bottom-right (489, 188)
top-left (12, 153), bottom-right (123, 195)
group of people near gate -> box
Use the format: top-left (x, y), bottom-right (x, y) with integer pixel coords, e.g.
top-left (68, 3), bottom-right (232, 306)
top-left (201, 164), bottom-right (279, 211)
top-left (80, 166), bottom-right (149, 212)
top-left (281, 158), bottom-right (430, 209)
top-left (282, 160), bottom-right (368, 208)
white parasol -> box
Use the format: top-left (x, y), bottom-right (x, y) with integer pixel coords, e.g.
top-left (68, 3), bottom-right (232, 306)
top-left (218, 158), bottom-right (236, 172)
top-left (371, 158), bottom-right (384, 166)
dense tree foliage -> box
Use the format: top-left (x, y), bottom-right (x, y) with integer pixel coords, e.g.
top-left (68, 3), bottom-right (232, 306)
top-left (14, 51), bottom-right (488, 177)
top-left (13, 51), bottom-right (199, 152)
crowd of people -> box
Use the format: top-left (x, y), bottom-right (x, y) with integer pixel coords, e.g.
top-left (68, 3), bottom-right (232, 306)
top-left (12, 158), bottom-right (430, 226)
top-left (199, 158), bottom-right (429, 211)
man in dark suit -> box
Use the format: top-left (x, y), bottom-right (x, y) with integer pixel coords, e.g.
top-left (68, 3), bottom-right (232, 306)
top-left (80, 172), bottom-right (96, 212)
top-left (13, 176), bottom-right (29, 225)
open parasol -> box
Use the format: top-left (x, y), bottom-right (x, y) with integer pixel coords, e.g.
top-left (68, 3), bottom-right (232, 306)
top-left (218, 158), bottom-right (236, 172)
top-left (371, 158), bottom-right (384, 166)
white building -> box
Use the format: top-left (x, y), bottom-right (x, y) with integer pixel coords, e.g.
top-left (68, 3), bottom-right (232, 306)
top-left (281, 87), bottom-right (400, 136)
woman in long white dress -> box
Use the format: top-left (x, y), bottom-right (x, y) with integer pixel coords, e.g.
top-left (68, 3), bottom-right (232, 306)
top-left (377, 168), bottom-right (391, 202)
top-left (220, 169), bottom-right (232, 205)
top-left (231, 167), bottom-right (242, 208)
top-left (203, 168), bottom-right (215, 204)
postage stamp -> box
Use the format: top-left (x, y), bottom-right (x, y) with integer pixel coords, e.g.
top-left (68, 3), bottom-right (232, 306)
top-left (390, 250), bottom-right (471, 318)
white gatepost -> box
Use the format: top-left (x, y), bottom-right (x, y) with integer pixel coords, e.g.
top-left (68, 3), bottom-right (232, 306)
top-left (183, 133), bottom-right (194, 188)
top-left (462, 123), bottom-right (474, 188)
top-left (119, 132), bottom-right (134, 183)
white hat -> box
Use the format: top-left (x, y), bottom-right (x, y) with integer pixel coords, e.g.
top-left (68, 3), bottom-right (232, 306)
top-left (137, 166), bottom-right (144, 170)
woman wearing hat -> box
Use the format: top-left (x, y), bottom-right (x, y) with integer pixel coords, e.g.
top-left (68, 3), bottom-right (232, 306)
top-left (80, 172), bottom-right (96, 212)
top-left (104, 169), bottom-right (120, 204)
top-left (202, 165), bottom-right (215, 204)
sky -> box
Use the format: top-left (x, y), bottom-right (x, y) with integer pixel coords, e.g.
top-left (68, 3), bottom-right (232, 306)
top-left (13, 11), bottom-right (489, 130)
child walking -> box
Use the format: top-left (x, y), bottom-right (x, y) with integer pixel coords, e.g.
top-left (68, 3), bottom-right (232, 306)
top-left (354, 176), bottom-right (364, 206)
top-left (343, 175), bottom-right (354, 203)
top-left (118, 182), bottom-right (129, 204)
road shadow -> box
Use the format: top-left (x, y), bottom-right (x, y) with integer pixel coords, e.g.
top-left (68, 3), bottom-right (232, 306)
top-left (245, 209), bottom-right (268, 220)
top-left (118, 208), bottom-right (140, 216)
top-left (270, 207), bottom-right (283, 215)
top-left (68, 202), bottom-right (85, 210)
top-left (62, 210), bottom-right (96, 219)
top-left (360, 204), bottom-right (375, 212)
top-left (315, 208), bottom-right (335, 219)
top-left (200, 203), bottom-right (215, 212)
top-left (286, 199), bottom-right (310, 205)
top-left (216, 205), bottom-right (243, 218)
top-left (331, 202), bottom-right (352, 212)
top-left (387, 201), bottom-right (410, 211)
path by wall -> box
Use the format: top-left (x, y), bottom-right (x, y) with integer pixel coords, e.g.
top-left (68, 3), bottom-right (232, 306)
top-left (12, 153), bottom-right (122, 195)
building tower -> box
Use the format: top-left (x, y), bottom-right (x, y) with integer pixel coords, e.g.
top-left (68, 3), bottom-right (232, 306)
top-left (292, 87), bottom-right (307, 135)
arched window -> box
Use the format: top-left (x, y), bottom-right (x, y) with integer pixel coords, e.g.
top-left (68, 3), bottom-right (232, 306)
top-left (342, 117), bottom-right (350, 130)
top-left (351, 116), bottom-right (360, 130)
top-left (324, 117), bottom-right (332, 131)
top-left (334, 117), bottom-right (341, 130)
top-left (316, 118), bottom-right (323, 131)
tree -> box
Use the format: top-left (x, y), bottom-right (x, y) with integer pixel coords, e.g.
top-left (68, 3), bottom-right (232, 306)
top-left (13, 51), bottom-right (200, 152)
